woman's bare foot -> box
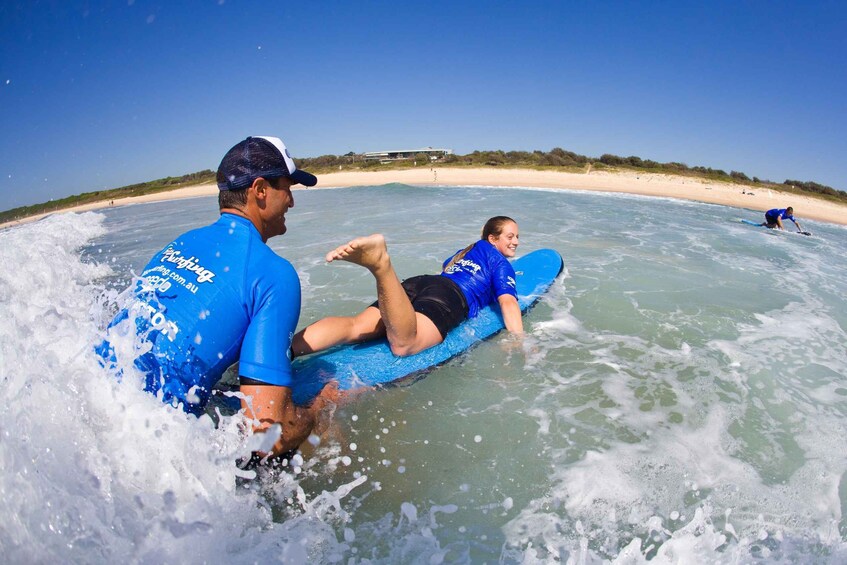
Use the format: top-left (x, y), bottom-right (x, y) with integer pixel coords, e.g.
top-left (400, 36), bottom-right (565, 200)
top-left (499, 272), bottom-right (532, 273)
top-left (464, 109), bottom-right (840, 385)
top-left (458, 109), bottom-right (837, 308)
top-left (325, 234), bottom-right (391, 273)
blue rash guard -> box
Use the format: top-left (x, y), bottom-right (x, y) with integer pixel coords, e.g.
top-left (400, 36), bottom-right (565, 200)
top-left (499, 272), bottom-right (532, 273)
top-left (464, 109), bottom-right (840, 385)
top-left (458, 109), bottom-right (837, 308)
top-left (441, 241), bottom-right (517, 318)
top-left (766, 208), bottom-right (796, 223)
top-left (97, 213), bottom-right (300, 415)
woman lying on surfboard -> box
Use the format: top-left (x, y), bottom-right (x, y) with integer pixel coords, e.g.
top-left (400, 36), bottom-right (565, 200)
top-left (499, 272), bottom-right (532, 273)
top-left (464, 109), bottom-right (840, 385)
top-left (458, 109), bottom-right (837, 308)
top-left (291, 216), bottom-right (523, 358)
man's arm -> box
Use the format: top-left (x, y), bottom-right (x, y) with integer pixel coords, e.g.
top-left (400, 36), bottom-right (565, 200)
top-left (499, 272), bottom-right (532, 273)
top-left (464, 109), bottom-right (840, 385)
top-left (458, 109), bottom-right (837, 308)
top-left (240, 381), bottom-right (339, 457)
top-left (498, 294), bottom-right (523, 334)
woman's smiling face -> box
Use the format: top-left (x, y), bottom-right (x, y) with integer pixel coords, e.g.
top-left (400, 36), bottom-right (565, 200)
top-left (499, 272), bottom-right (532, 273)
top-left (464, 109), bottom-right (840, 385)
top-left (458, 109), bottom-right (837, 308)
top-left (488, 220), bottom-right (519, 257)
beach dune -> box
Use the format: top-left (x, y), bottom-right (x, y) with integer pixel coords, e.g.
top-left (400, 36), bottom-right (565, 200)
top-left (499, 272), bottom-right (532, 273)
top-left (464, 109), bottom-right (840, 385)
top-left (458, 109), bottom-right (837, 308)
top-left (5, 168), bottom-right (846, 228)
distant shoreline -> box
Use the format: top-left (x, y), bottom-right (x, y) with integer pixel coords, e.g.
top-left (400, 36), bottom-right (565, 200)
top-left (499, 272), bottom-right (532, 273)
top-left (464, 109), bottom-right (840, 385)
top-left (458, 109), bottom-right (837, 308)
top-left (3, 167), bottom-right (846, 228)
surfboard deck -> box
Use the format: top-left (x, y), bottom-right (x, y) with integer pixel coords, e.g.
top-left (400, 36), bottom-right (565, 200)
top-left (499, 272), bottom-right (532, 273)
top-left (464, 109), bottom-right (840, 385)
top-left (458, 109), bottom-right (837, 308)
top-left (740, 218), bottom-right (812, 236)
top-left (290, 248), bottom-right (564, 404)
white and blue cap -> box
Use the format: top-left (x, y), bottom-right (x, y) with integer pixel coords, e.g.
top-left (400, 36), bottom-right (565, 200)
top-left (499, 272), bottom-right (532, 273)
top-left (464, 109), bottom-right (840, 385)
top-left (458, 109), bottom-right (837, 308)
top-left (216, 136), bottom-right (317, 190)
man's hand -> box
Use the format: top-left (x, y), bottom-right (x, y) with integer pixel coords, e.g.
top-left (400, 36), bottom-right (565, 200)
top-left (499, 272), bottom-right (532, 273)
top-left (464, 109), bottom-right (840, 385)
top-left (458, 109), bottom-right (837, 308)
top-left (240, 381), bottom-right (335, 459)
top-left (311, 381), bottom-right (341, 436)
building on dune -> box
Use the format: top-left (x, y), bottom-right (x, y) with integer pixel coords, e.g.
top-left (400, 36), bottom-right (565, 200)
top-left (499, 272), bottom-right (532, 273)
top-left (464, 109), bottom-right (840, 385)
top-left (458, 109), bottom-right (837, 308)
top-left (363, 147), bottom-right (453, 164)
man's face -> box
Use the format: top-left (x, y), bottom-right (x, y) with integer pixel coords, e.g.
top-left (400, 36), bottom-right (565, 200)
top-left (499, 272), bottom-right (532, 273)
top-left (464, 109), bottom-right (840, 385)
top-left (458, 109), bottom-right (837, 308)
top-left (266, 177), bottom-right (296, 237)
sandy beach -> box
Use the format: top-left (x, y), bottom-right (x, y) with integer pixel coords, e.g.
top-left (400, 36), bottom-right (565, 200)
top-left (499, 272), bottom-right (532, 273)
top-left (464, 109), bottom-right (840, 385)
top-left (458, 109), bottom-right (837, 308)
top-left (5, 167), bottom-right (846, 228)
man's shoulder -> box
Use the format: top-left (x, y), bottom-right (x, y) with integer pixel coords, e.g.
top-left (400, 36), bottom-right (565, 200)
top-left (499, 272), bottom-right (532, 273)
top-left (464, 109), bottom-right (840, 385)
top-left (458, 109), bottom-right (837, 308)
top-left (172, 217), bottom-right (237, 245)
top-left (245, 241), bottom-right (298, 282)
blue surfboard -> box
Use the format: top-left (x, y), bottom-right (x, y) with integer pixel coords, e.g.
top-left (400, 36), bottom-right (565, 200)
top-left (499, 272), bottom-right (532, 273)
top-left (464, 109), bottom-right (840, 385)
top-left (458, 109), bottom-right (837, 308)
top-left (290, 248), bottom-right (564, 404)
top-left (740, 218), bottom-right (812, 236)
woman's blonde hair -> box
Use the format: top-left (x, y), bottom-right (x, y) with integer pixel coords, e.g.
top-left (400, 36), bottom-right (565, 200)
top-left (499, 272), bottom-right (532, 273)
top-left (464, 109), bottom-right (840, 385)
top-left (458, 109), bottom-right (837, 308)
top-left (442, 216), bottom-right (516, 272)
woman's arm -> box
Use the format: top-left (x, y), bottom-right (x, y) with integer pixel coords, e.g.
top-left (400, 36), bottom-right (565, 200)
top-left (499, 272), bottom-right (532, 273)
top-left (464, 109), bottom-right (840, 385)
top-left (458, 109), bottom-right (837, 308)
top-left (498, 294), bottom-right (523, 334)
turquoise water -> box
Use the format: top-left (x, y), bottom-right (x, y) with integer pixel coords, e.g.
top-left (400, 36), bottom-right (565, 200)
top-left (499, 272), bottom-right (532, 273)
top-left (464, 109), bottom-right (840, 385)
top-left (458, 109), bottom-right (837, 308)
top-left (1, 184), bottom-right (846, 563)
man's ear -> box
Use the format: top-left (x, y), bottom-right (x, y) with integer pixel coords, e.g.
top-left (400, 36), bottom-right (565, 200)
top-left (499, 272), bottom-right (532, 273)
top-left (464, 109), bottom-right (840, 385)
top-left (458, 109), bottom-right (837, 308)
top-left (251, 177), bottom-right (269, 200)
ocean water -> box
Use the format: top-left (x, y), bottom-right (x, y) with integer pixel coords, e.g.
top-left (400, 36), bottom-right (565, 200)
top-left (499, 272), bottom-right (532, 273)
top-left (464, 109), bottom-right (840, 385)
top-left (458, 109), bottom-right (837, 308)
top-left (1, 184), bottom-right (846, 563)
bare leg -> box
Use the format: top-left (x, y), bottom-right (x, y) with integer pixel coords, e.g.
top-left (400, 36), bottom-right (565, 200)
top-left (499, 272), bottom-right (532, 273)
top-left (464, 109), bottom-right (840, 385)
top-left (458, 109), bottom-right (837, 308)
top-left (292, 307), bottom-right (384, 357)
top-left (325, 235), bottom-right (418, 350)
top-left (322, 234), bottom-right (443, 356)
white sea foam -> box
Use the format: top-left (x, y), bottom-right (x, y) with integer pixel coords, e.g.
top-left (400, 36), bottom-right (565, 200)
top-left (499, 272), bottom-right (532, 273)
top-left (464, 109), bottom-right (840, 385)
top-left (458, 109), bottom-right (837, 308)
top-left (0, 212), bottom-right (374, 562)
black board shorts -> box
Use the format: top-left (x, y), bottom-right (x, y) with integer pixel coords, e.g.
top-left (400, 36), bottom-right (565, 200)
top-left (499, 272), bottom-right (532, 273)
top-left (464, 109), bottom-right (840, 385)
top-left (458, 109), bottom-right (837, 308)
top-left (370, 274), bottom-right (469, 338)
top-left (765, 211), bottom-right (780, 225)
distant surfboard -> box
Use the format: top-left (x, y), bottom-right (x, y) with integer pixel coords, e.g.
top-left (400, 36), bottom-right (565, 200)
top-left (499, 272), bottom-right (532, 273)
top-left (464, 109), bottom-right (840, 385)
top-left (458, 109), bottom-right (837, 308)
top-left (290, 248), bottom-right (564, 404)
top-left (740, 218), bottom-right (812, 236)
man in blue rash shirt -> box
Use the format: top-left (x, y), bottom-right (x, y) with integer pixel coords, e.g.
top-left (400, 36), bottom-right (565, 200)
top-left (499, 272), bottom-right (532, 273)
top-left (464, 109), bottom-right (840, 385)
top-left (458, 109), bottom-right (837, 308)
top-left (98, 136), bottom-right (339, 460)
top-left (762, 206), bottom-right (806, 233)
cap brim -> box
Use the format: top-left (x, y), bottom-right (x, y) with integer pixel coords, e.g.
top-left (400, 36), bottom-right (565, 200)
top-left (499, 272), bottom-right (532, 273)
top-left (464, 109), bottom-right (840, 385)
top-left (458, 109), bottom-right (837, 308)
top-left (290, 169), bottom-right (317, 187)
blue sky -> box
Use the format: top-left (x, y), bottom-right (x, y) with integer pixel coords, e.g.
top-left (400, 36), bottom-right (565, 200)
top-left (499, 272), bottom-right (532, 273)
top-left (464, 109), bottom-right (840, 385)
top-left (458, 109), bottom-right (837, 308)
top-left (1, 1), bottom-right (845, 211)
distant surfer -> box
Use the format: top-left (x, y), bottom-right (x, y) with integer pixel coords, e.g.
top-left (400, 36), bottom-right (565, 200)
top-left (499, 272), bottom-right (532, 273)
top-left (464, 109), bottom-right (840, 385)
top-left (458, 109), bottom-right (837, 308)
top-left (97, 136), bottom-right (339, 463)
top-left (762, 206), bottom-right (805, 233)
top-left (292, 216), bottom-right (523, 358)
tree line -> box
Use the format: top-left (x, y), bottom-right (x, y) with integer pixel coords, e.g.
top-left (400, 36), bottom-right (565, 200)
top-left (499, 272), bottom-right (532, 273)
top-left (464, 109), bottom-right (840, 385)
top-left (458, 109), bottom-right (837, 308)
top-left (298, 148), bottom-right (846, 201)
